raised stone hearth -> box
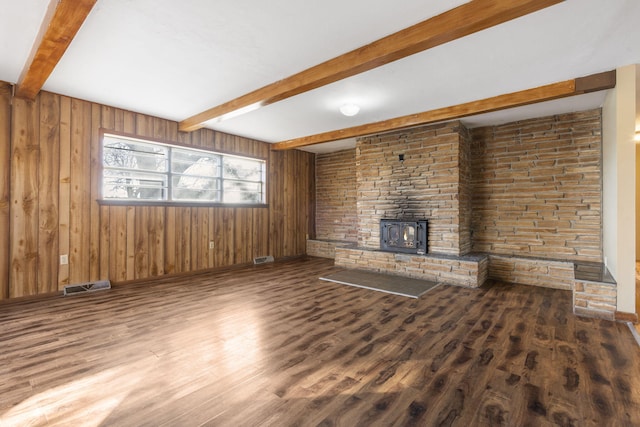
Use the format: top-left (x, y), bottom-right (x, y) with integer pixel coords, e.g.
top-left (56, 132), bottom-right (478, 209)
top-left (335, 246), bottom-right (488, 288)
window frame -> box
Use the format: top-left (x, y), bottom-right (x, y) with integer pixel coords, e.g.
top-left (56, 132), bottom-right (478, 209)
top-left (98, 130), bottom-right (268, 208)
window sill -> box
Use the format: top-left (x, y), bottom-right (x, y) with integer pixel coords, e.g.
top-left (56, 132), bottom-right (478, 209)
top-left (97, 199), bottom-right (269, 208)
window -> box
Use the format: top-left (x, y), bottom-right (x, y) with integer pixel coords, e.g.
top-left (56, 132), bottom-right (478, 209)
top-left (102, 133), bottom-right (266, 205)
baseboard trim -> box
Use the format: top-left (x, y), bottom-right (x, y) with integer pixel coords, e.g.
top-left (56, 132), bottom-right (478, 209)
top-left (615, 311), bottom-right (638, 323)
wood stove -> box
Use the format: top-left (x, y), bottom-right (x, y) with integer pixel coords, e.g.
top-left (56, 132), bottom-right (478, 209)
top-left (380, 219), bottom-right (428, 254)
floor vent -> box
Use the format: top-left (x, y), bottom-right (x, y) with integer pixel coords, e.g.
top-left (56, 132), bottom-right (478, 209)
top-left (64, 280), bottom-right (111, 296)
top-left (253, 255), bottom-right (274, 265)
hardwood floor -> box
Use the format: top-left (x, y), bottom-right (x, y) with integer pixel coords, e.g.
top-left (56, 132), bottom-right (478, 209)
top-left (1, 257), bottom-right (639, 426)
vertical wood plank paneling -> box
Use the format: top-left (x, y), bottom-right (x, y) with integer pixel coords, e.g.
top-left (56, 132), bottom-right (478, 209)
top-left (306, 150), bottom-right (316, 241)
top-left (234, 208), bottom-right (247, 264)
top-left (166, 119), bottom-right (179, 142)
top-left (223, 208), bottom-right (234, 266)
top-left (114, 108), bottom-right (124, 133)
top-left (174, 208), bottom-right (184, 273)
top-left (191, 130), bottom-right (201, 149)
top-left (149, 207), bottom-right (164, 276)
top-left (37, 92), bottom-right (60, 294)
top-left (0, 83), bottom-right (11, 300)
top-left (126, 206), bottom-right (135, 280)
top-left (177, 127), bottom-right (190, 146)
top-left (283, 151), bottom-right (293, 256)
top-left (208, 207), bottom-right (215, 268)
top-left (3, 91), bottom-right (315, 299)
top-left (200, 207), bottom-right (209, 270)
top-left (253, 207), bottom-right (269, 258)
top-left (181, 207), bottom-right (192, 272)
top-left (213, 208), bottom-right (223, 268)
top-left (190, 208), bottom-right (201, 270)
top-left (69, 99), bottom-right (92, 284)
top-left (134, 206), bottom-right (149, 279)
top-left (10, 97), bottom-right (40, 298)
top-left (268, 151), bottom-right (283, 259)
top-left (109, 206), bottom-right (127, 281)
top-left (165, 207), bottom-right (176, 274)
top-left (201, 128), bottom-right (214, 150)
top-left (89, 103), bottom-right (102, 280)
top-left (57, 96), bottom-right (71, 288)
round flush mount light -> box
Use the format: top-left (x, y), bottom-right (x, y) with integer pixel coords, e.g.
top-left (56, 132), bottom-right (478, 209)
top-left (339, 103), bottom-right (360, 117)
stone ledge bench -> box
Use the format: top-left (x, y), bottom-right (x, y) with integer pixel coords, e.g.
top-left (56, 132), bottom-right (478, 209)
top-left (573, 261), bottom-right (617, 320)
top-left (307, 239), bottom-right (617, 320)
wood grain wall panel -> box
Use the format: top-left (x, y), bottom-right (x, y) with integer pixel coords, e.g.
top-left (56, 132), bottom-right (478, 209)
top-left (223, 208), bottom-right (235, 265)
top-left (0, 83), bottom-right (11, 299)
top-left (164, 206), bottom-right (176, 274)
top-left (114, 108), bottom-right (124, 132)
top-left (2, 88), bottom-right (314, 300)
top-left (150, 207), bottom-right (165, 277)
top-left (306, 151), bottom-right (316, 241)
top-left (123, 206), bottom-right (134, 280)
top-left (235, 208), bottom-right (250, 264)
top-left (134, 206), bottom-right (149, 279)
top-left (213, 208), bottom-right (224, 268)
top-left (197, 207), bottom-right (208, 270)
top-left (37, 91), bottom-right (60, 294)
top-left (190, 207), bottom-right (200, 270)
top-left (253, 208), bottom-right (269, 259)
top-left (69, 98), bottom-right (92, 284)
top-left (179, 207), bottom-right (191, 273)
top-left (57, 95), bottom-right (71, 288)
top-left (10, 97), bottom-right (40, 298)
top-left (268, 151), bottom-right (284, 259)
top-left (207, 207), bottom-right (215, 268)
top-left (172, 207), bottom-right (184, 273)
top-left (99, 205), bottom-right (110, 278)
top-left (108, 206), bottom-right (125, 281)
top-left (89, 103), bottom-right (102, 281)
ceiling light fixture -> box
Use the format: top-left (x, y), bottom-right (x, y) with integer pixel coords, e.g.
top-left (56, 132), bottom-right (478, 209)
top-left (339, 104), bottom-right (360, 117)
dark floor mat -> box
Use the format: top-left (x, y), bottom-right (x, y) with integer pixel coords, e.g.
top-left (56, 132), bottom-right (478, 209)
top-left (320, 269), bottom-right (440, 298)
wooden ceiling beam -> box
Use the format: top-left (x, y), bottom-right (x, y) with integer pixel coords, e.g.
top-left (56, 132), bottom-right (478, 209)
top-left (179, 0), bottom-right (564, 132)
top-left (270, 70), bottom-right (616, 151)
top-left (15, 0), bottom-right (97, 100)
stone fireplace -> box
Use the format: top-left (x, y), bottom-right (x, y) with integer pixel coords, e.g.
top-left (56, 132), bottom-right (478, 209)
top-left (308, 110), bottom-right (606, 302)
top-left (356, 121), bottom-right (472, 256)
top-left (323, 121), bottom-right (488, 288)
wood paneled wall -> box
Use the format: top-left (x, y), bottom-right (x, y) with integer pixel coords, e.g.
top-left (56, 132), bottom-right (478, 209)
top-left (0, 84), bottom-right (10, 300)
top-left (0, 82), bottom-right (315, 300)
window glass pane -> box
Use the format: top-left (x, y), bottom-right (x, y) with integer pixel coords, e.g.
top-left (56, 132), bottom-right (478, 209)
top-left (223, 157), bottom-right (263, 181)
top-left (103, 170), bottom-right (167, 200)
top-left (101, 134), bottom-right (265, 204)
top-left (223, 180), bottom-right (263, 203)
top-left (104, 136), bottom-right (168, 172)
top-left (172, 149), bottom-right (220, 176)
top-left (172, 176), bottom-right (221, 202)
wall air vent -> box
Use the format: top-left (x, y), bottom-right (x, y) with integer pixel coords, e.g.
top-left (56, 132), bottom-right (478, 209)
top-left (63, 280), bottom-right (111, 296)
top-left (253, 255), bottom-right (274, 265)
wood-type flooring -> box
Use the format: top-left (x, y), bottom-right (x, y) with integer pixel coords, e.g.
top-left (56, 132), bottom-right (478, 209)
top-left (1, 257), bottom-right (639, 426)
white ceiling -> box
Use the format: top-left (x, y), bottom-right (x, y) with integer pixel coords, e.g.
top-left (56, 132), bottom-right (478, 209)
top-left (1, 0), bottom-right (639, 153)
